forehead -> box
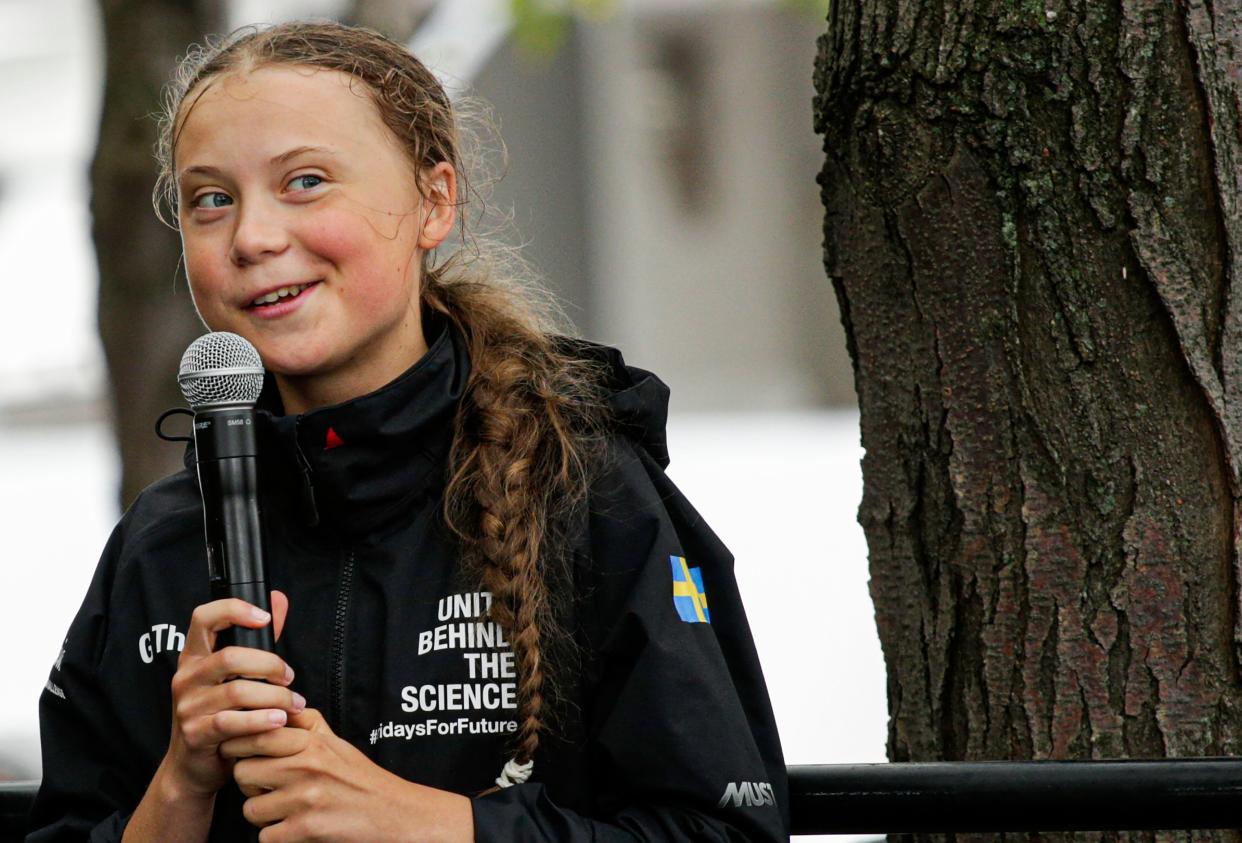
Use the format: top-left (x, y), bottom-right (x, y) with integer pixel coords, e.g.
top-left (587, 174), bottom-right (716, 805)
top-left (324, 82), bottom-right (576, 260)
top-left (175, 65), bottom-right (401, 167)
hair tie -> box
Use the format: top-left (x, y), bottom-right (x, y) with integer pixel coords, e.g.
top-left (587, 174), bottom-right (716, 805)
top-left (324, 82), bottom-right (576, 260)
top-left (495, 756), bottom-right (534, 788)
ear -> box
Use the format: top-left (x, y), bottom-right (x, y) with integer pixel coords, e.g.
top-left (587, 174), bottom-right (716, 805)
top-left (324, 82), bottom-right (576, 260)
top-left (417, 160), bottom-right (457, 251)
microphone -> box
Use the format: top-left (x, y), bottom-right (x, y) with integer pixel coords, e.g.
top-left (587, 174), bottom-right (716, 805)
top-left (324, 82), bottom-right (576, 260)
top-left (178, 332), bottom-right (274, 653)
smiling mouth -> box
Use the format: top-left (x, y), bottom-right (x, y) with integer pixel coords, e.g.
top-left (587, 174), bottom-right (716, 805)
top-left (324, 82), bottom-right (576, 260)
top-left (249, 281), bottom-right (319, 308)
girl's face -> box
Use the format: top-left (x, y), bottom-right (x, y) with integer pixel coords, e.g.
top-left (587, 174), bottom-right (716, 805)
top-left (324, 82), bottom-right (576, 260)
top-left (174, 65), bottom-right (455, 413)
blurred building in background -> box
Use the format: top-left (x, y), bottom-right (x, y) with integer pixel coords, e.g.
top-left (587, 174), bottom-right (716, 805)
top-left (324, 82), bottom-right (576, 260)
top-left (479, 4), bottom-right (850, 408)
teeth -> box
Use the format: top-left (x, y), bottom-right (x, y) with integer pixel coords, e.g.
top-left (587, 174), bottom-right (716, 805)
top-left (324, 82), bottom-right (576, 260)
top-left (252, 282), bottom-right (311, 307)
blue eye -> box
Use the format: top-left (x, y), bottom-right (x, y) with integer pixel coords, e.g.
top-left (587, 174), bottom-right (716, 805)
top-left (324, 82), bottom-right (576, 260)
top-left (192, 192), bottom-right (232, 209)
top-left (289, 174), bottom-right (323, 191)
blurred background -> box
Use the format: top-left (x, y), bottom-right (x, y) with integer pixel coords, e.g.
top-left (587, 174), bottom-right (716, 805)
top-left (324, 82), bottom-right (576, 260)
top-left (0, 0), bottom-right (883, 838)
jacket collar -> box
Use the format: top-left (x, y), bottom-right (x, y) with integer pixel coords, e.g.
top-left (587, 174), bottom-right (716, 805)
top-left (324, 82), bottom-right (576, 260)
top-left (258, 313), bottom-right (470, 537)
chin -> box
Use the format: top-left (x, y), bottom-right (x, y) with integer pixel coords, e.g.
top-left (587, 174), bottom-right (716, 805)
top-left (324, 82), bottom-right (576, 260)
top-left (264, 358), bottom-right (333, 380)
top-left (252, 343), bottom-right (336, 379)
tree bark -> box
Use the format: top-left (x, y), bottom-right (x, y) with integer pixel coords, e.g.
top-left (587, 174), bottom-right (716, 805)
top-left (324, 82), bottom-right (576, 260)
top-left (815, 1), bottom-right (1242, 837)
top-left (93, 0), bottom-right (224, 507)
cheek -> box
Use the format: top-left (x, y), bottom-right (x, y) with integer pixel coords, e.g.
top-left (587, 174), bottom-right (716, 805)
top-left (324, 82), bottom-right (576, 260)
top-left (181, 244), bottom-right (231, 323)
top-left (302, 227), bottom-right (355, 262)
top-left (299, 210), bottom-right (375, 264)
top-left (304, 215), bottom-right (420, 305)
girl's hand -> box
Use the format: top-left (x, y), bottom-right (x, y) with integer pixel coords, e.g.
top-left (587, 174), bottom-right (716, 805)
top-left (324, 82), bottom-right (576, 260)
top-left (162, 591), bottom-right (300, 799)
top-left (221, 708), bottom-right (474, 843)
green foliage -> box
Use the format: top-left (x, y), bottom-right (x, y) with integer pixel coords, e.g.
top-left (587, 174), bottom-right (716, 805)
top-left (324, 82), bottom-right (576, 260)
top-left (509, 0), bottom-right (616, 62)
top-left (509, 0), bottom-right (826, 62)
top-left (778, 0), bottom-right (830, 20)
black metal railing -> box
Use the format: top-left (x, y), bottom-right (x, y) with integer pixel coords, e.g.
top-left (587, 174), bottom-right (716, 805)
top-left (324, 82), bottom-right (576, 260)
top-left (787, 759), bottom-right (1242, 834)
top-left (6, 760), bottom-right (1242, 840)
top-left (1, 782), bottom-right (35, 843)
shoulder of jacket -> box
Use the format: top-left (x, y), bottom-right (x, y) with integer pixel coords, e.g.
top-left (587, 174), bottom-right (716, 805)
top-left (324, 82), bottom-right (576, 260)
top-left (113, 468), bottom-right (202, 559)
top-left (572, 433), bottom-right (682, 576)
top-left (590, 432), bottom-right (667, 516)
top-left (587, 428), bottom-right (732, 565)
top-left (63, 469), bottom-right (204, 661)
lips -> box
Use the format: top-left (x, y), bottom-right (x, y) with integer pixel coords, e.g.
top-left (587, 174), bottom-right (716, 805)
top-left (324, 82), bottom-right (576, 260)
top-left (248, 280), bottom-right (320, 308)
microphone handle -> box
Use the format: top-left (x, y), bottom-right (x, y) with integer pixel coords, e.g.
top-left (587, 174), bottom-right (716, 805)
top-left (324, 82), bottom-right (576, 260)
top-left (190, 401), bottom-right (273, 843)
top-left (211, 579), bottom-right (275, 651)
top-left (193, 405), bottom-right (275, 652)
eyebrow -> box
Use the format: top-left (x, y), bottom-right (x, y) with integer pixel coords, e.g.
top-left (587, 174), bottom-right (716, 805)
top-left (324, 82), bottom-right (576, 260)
top-left (178, 146), bottom-right (339, 183)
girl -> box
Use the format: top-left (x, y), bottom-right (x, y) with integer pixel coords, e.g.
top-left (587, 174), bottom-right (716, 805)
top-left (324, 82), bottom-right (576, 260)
top-left (28, 20), bottom-right (788, 843)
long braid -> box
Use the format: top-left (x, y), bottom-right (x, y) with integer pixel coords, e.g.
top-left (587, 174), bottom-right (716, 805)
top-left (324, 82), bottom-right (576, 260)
top-left (471, 358), bottom-right (549, 765)
top-left (427, 275), bottom-right (607, 777)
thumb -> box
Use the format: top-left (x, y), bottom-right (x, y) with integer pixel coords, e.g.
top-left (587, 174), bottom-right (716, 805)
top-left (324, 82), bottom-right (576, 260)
top-left (271, 589), bottom-right (290, 642)
top-left (288, 707), bottom-right (333, 735)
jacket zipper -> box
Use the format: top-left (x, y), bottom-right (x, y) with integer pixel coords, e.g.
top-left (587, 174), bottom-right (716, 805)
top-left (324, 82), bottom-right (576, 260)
top-left (328, 550), bottom-right (356, 732)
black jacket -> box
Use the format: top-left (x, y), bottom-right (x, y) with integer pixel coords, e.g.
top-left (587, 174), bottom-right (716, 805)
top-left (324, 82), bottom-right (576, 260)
top-left (27, 317), bottom-right (789, 842)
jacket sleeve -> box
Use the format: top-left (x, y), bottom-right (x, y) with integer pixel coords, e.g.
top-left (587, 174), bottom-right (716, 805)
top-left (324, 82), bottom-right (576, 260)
top-left (471, 438), bottom-right (789, 841)
top-left (26, 521), bottom-right (145, 843)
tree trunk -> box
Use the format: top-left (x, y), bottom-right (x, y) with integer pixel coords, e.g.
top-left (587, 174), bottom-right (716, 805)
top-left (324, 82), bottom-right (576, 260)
top-left (93, 0), bottom-right (224, 508)
top-left (815, 1), bottom-right (1242, 837)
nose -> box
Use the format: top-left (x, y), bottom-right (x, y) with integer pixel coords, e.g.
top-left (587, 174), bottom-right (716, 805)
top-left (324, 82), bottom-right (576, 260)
top-left (229, 199), bottom-right (289, 266)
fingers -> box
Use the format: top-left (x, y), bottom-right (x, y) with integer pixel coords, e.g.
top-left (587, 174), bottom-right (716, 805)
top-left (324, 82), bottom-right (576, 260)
top-left (180, 599), bottom-right (275, 661)
top-left (220, 726), bottom-right (312, 760)
top-left (270, 590), bottom-right (289, 642)
top-left (172, 648), bottom-right (292, 707)
top-left (287, 707), bottom-right (332, 735)
top-left (179, 684), bottom-right (296, 736)
top-left (177, 678), bottom-right (303, 737)
top-left (235, 755), bottom-right (304, 816)
top-left (206, 679), bottom-right (305, 719)
top-left (194, 708), bottom-right (292, 748)
top-left (241, 787), bottom-right (288, 830)
top-left (163, 596), bottom-right (296, 797)
top-left (208, 646), bottom-right (294, 686)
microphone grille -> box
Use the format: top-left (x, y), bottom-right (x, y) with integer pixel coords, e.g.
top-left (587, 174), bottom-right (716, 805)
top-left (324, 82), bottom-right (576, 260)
top-left (178, 332), bottom-right (265, 408)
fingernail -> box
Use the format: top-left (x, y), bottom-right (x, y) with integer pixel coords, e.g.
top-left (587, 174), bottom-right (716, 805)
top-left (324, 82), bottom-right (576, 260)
top-left (292, 692), bottom-right (306, 712)
top-left (269, 710), bottom-right (287, 726)
top-left (251, 607), bottom-right (272, 623)
top-left (284, 664), bottom-right (295, 684)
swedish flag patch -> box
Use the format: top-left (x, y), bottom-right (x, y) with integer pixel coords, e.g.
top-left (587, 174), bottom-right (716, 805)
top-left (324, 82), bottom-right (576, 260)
top-left (670, 555), bottom-right (710, 623)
